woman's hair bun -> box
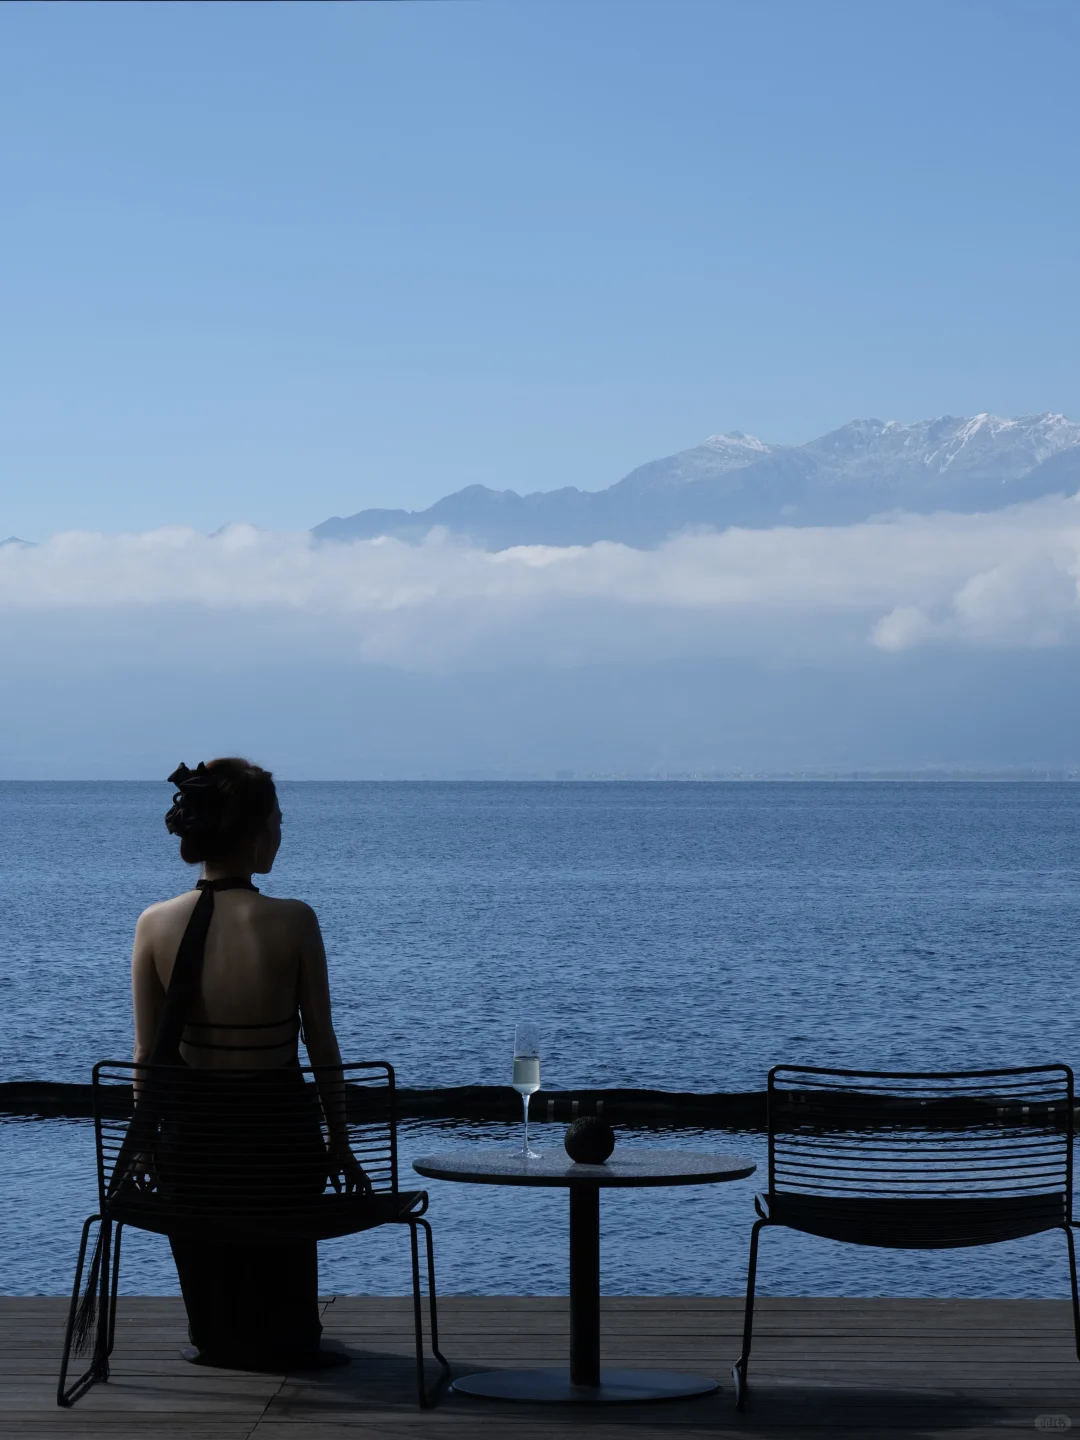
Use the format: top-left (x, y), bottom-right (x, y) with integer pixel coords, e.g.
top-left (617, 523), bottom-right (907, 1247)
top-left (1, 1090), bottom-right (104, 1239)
top-left (165, 757), bottom-right (276, 865)
top-left (164, 762), bottom-right (225, 839)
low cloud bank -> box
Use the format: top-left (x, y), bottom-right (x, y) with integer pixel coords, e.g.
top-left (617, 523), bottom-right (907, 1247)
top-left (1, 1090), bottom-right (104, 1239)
top-left (2, 497), bottom-right (1078, 668)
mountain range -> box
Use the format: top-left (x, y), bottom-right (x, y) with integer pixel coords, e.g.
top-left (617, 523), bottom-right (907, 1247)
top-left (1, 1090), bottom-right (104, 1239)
top-left (314, 412), bottom-right (1080, 550)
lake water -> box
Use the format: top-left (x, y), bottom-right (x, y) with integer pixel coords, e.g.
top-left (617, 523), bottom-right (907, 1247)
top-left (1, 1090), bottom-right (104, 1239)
top-left (2, 780), bottom-right (1078, 1298)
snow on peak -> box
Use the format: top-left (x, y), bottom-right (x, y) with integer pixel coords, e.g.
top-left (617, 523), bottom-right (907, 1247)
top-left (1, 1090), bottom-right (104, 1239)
top-left (931, 411), bottom-right (1080, 469)
top-left (955, 413), bottom-right (1015, 438)
top-left (704, 431), bottom-right (771, 453)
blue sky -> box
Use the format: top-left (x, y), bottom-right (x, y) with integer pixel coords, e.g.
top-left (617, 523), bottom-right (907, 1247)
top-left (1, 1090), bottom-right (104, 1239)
top-left (2, 0), bottom-right (1079, 540)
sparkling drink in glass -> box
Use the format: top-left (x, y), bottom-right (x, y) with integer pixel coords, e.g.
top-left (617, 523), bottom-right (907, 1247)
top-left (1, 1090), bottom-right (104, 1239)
top-left (513, 1022), bottom-right (541, 1159)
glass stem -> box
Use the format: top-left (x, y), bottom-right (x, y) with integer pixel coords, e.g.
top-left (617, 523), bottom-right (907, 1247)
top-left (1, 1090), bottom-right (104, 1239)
top-left (522, 1092), bottom-right (531, 1155)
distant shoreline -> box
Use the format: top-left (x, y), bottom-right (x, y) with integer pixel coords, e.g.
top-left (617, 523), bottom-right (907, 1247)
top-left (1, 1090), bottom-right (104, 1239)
top-left (1, 773), bottom-right (1078, 784)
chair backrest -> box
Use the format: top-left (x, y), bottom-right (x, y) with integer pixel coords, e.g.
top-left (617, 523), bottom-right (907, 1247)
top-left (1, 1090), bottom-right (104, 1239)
top-left (91, 1059), bottom-right (400, 1230)
top-left (767, 1064), bottom-right (1073, 1204)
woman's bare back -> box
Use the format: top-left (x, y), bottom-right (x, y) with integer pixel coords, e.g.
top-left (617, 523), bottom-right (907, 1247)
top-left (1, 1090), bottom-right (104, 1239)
top-left (132, 889), bottom-right (337, 1071)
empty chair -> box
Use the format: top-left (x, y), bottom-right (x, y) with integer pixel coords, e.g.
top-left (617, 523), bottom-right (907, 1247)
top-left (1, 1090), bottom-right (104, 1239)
top-left (57, 1058), bottom-right (449, 1408)
top-left (733, 1064), bottom-right (1079, 1410)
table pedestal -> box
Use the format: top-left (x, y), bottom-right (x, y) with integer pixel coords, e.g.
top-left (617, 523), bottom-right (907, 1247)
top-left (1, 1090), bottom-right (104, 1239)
top-left (452, 1183), bottom-right (719, 1405)
top-left (570, 1182), bottom-right (600, 1384)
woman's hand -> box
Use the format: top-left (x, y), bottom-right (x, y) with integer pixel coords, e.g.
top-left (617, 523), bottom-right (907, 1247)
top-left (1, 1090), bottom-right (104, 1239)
top-left (120, 1151), bottom-right (158, 1194)
top-left (327, 1142), bottom-right (373, 1196)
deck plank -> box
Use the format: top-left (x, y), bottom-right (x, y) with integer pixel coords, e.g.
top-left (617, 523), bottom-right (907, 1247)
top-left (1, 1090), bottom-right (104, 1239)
top-left (2, 1295), bottom-right (1078, 1438)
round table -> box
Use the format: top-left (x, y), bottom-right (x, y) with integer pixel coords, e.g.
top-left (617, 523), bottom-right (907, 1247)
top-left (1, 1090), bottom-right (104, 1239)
top-left (412, 1146), bottom-right (756, 1404)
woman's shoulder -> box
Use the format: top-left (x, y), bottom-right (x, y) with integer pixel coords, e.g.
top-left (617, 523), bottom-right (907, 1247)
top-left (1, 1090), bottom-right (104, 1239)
top-left (136, 890), bottom-right (318, 931)
top-left (137, 890), bottom-right (200, 927)
top-left (252, 893), bottom-right (320, 928)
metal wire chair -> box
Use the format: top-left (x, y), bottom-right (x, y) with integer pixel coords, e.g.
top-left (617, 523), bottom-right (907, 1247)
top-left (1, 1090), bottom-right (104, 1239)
top-left (733, 1063), bottom-right (1078, 1410)
top-left (57, 1059), bottom-right (449, 1408)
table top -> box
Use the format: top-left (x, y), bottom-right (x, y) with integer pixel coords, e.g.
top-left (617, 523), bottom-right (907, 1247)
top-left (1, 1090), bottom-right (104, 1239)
top-left (412, 1147), bottom-right (756, 1189)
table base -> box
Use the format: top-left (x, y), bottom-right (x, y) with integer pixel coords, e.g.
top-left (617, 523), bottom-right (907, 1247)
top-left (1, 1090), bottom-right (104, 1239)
top-left (452, 1366), bottom-right (719, 1404)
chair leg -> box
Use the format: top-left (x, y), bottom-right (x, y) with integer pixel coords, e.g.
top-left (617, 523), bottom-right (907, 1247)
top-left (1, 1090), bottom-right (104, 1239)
top-left (417, 1216), bottom-right (451, 1376)
top-left (1065, 1224), bottom-right (1080, 1363)
top-left (91, 1218), bottom-right (113, 1382)
top-left (732, 1218), bottom-right (768, 1412)
top-left (408, 1222), bottom-right (427, 1407)
top-left (407, 1220), bottom-right (451, 1408)
top-left (106, 1223), bottom-right (124, 1357)
top-left (57, 1215), bottom-right (105, 1408)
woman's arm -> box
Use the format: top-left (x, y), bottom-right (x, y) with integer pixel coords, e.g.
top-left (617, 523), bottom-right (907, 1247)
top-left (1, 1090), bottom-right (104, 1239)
top-left (297, 904), bottom-right (370, 1194)
top-left (132, 909), bottom-right (166, 1068)
top-left (126, 909), bottom-right (167, 1185)
top-left (296, 902), bottom-right (345, 1077)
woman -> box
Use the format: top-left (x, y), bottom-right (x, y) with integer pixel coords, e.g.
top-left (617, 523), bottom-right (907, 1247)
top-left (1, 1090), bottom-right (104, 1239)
top-left (131, 756), bottom-right (367, 1371)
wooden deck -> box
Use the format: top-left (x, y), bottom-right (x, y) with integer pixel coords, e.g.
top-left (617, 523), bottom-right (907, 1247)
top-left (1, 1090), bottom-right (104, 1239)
top-left (3, 1295), bottom-right (1078, 1438)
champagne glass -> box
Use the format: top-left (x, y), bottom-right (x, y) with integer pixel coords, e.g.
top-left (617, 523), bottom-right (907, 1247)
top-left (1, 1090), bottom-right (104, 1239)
top-left (512, 1022), bottom-right (542, 1159)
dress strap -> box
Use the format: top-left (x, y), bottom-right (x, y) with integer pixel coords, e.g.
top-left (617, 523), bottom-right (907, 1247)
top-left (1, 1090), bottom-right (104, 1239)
top-left (184, 1015), bottom-right (297, 1030)
top-left (112, 885), bottom-right (220, 1196)
top-left (196, 877), bottom-right (259, 893)
top-left (151, 887), bottom-right (218, 1066)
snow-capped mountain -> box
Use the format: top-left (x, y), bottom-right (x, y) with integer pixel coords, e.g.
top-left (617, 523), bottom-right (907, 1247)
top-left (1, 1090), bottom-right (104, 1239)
top-left (612, 430), bottom-right (777, 496)
top-left (801, 412), bottom-right (1080, 485)
top-left (314, 412), bottom-right (1080, 549)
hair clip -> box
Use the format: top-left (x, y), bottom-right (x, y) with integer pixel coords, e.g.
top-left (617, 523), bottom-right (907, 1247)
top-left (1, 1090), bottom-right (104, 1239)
top-left (164, 762), bottom-right (221, 835)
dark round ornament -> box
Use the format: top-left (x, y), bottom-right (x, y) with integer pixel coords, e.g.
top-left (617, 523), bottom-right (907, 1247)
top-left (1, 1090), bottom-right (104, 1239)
top-left (563, 1116), bottom-right (616, 1164)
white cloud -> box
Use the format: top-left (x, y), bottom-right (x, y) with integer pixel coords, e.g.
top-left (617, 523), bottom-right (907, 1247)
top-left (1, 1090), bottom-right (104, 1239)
top-left (2, 497), bottom-right (1079, 669)
top-left (871, 606), bottom-right (936, 652)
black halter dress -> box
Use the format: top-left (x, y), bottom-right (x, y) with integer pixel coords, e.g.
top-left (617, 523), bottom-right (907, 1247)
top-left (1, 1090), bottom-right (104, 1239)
top-left (155, 878), bottom-right (328, 1371)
